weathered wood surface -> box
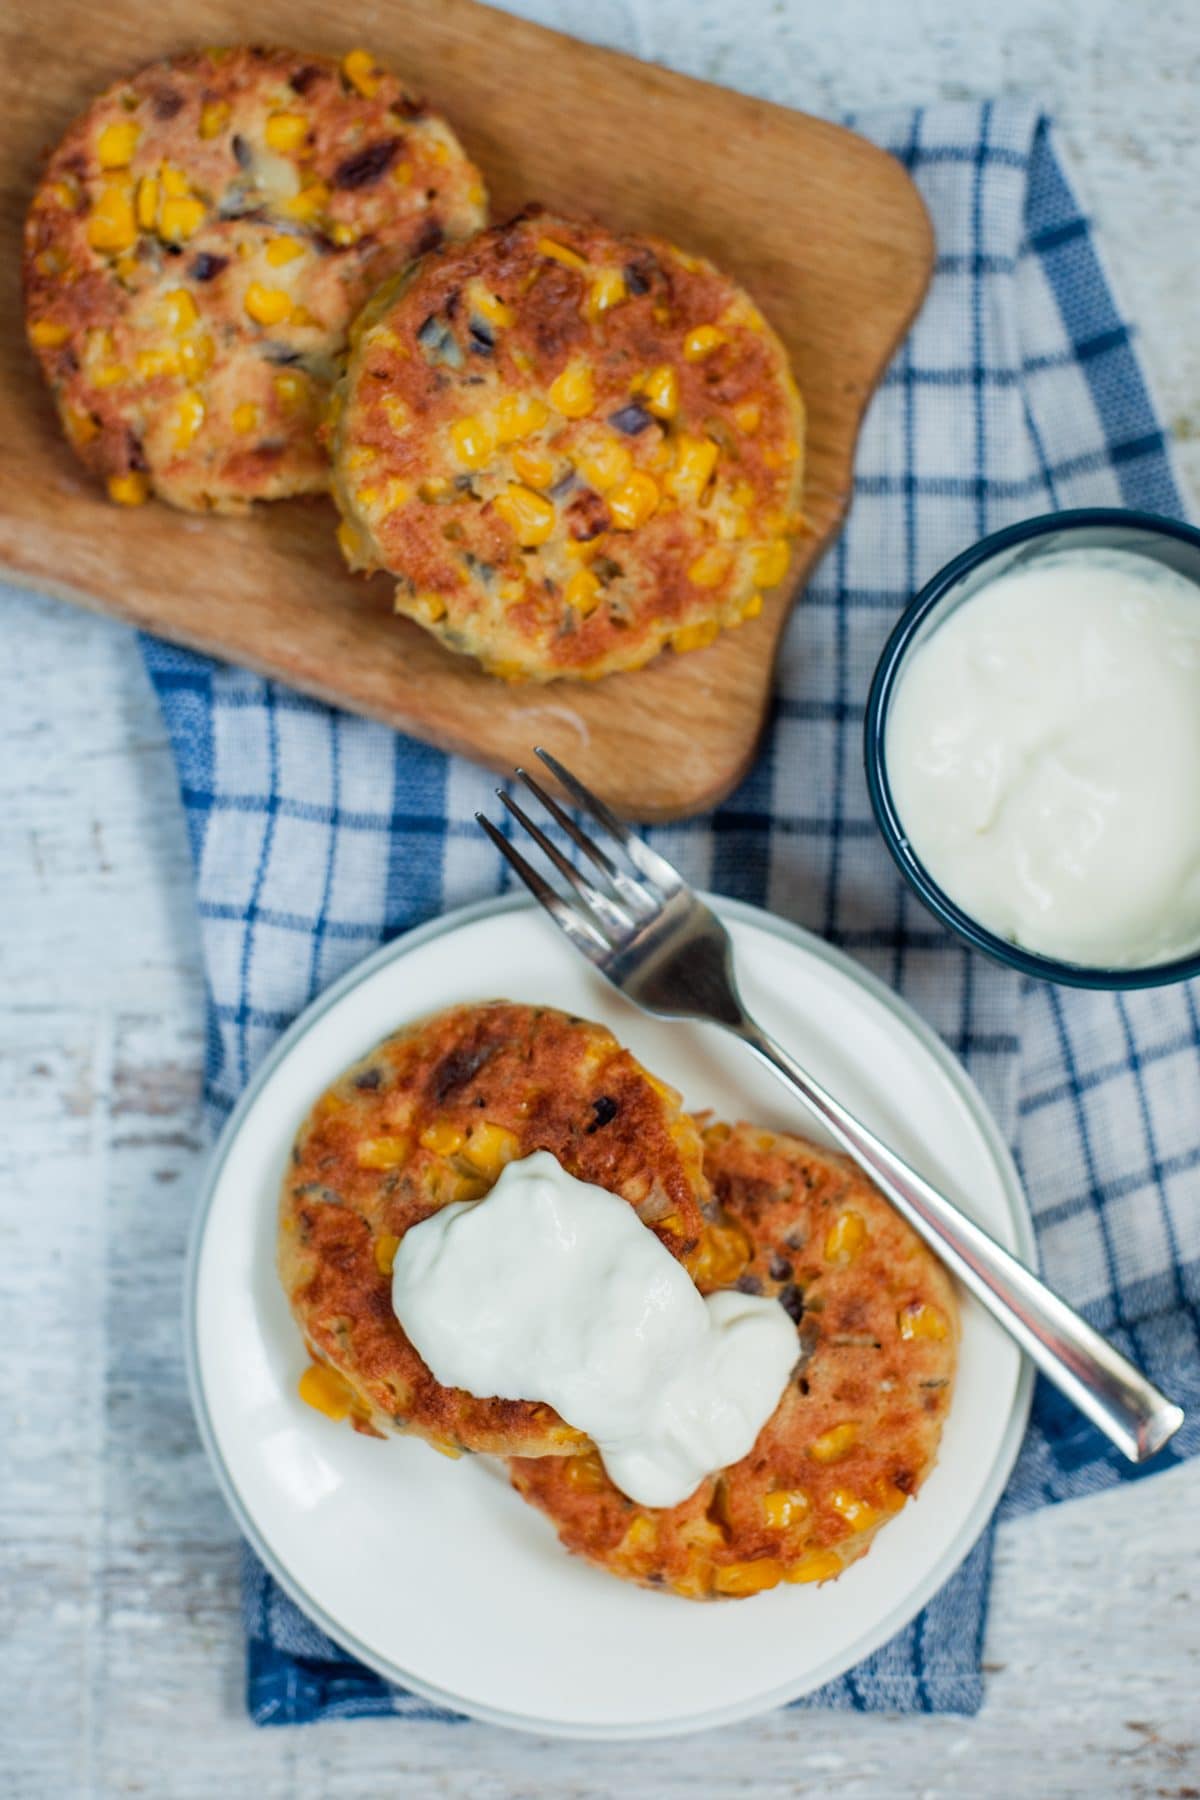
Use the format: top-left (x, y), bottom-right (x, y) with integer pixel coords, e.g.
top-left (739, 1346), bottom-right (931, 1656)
top-left (2, 1), bottom-right (1199, 1794)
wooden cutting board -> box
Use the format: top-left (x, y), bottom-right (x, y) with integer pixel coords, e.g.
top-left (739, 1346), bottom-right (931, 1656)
top-left (0, 0), bottom-right (932, 820)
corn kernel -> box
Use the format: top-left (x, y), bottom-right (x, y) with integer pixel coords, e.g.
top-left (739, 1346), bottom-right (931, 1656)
top-left (763, 1489), bottom-right (810, 1530)
top-left (683, 324), bottom-right (727, 361)
top-left (714, 1559), bottom-right (782, 1597)
top-left (265, 234), bottom-right (304, 266)
top-left (784, 1549), bottom-right (842, 1585)
top-left (30, 319), bottom-right (70, 348)
top-left (329, 221), bottom-right (360, 248)
top-left (810, 1422), bottom-right (858, 1464)
top-left (412, 591), bottom-right (448, 622)
top-left (493, 392), bottom-right (549, 443)
top-left (342, 48), bottom-right (381, 98)
top-left (265, 111), bottom-right (309, 153)
top-left (357, 1134), bottom-right (412, 1169)
top-left (621, 1515), bottom-right (658, 1554)
top-left (664, 432), bottom-right (718, 499)
top-left (97, 120), bottom-right (139, 169)
top-left (381, 478), bottom-right (411, 513)
top-left (462, 1121), bottom-right (521, 1177)
top-left (898, 1301), bottom-right (950, 1341)
top-left (510, 445), bottom-right (557, 490)
top-left (199, 99), bottom-right (230, 139)
top-left (733, 400), bottom-right (761, 434)
top-left (159, 162), bottom-right (191, 198)
top-left (380, 394), bottom-right (409, 435)
top-left (38, 177), bottom-right (80, 210)
top-left (640, 363), bottom-right (678, 419)
top-left (565, 566), bottom-right (603, 617)
top-left (427, 1436), bottom-right (462, 1459)
top-left (93, 362), bottom-right (129, 388)
top-left (753, 538), bottom-right (791, 588)
top-left (742, 591), bottom-right (764, 620)
top-left (449, 415), bottom-right (495, 469)
top-left (173, 389), bottom-right (205, 449)
top-left (161, 287), bottom-right (198, 334)
top-left (298, 1362), bottom-right (355, 1421)
top-left (374, 1234), bottom-right (401, 1277)
top-left (493, 483), bottom-right (556, 547)
top-left (135, 175), bottom-right (159, 230)
top-left (565, 1451), bottom-right (606, 1490)
top-left (418, 476), bottom-right (451, 502)
top-left (548, 359), bottom-right (595, 419)
top-left (607, 471), bottom-right (659, 531)
top-left (159, 196), bottom-right (205, 242)
top-left (274, 370), bottom-right (310, 412)
top-left (470, 284), bottom-right (516, 329)
top-left (231, 402), bottom-right (259, 435)
top-left (135, 346), bottom-right (178, 379)
top-left (687, 545), bottom-right (731, 589)
top-left (87, 185), bottom-right (137, 253)
top-left (573, 436), bottom-right (632, 494)
top-left (829, 1489), bottom-right (879, 1530)
top-left (537, 235), bottom-right (587, 271)
top-left (65, 407), bottom-right (99, 446)
top-left (107, 471), bottom-right (149, 506)
top-left (179, 334), bottom-right (214, 380)
top-left (685, 1218), bottom-right (753, 1289)
top-left (584, 267), bottom-right (626, 322)
top-left (672, 619), bottom-right (720, 654)
top-left (420, 1120), bottom-right (466, 1156)
top-left (244, 282), bottom-right (293, 326)
top-left (285, 181), bottom-right (329, 223)
top-left (824, 1209), bottom-right (868, 1264)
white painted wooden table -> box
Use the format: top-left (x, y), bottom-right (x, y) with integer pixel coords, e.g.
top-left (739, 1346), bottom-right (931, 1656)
top-left (3, 2), bottom-right (1198, 1793)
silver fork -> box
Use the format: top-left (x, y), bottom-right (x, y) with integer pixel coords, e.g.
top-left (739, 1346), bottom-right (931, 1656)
top-left (478, 748), bottom-right (1184, 1465)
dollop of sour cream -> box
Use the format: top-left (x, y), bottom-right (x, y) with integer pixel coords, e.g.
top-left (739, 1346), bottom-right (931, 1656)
top-left (391, 1151), bottom-right (797, 1506)
top-left (887, 548), bottom-right (1200, 968)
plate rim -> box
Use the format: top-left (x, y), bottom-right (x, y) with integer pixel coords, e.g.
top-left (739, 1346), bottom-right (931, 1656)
top-left (184, 891), bottom-right (1035, 1739)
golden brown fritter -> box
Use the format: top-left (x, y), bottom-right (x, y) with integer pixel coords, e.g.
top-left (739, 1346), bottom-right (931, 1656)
top-left (331, 208), bottom-right (805, 680)
top-left (24, 45), bottom-right (486, 511)
top-left (510, 1121), bottom-right (958, 1598)
top-left (279, 1001), bottom-right (709, 1457)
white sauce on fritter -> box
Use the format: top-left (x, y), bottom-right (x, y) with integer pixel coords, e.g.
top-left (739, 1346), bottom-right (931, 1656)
top-left (887, 548), bottom-right (1200, 968)
top-left (391, 1151), bottom-right (797, 1506)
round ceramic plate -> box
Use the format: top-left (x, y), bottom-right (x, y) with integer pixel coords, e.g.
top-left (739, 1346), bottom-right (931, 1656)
top-left (187, 894), bottom-right (1034, 1739)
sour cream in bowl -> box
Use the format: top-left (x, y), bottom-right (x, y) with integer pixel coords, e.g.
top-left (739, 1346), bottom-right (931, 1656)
top-left (865, 510), bottom-right (1200, 988)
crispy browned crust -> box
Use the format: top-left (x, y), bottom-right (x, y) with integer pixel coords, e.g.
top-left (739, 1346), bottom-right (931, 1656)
top-left (510, 1122), bottom-right (958, 1599)
top-left (331, 208), bottom-right (805, 680)
top-left (278, 1001), bottom-right (709, 1456)
top-left (23, 45), bottom-right (486, 511)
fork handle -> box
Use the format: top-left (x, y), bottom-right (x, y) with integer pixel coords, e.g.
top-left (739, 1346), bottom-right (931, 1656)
top-left (734, 1020), bottom-right (1184, 1464)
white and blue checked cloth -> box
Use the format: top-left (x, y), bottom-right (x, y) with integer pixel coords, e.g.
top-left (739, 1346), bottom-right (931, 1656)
top-left (141, 97), bottom-right (1200, 1724)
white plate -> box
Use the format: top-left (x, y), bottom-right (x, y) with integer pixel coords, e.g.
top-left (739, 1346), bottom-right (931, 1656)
top-left (186, 894), bottom-right (1034, 1739)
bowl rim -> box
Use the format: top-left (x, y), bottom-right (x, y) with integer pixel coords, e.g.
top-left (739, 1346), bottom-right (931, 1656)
top-left (864, 505), bottom-right (1200, 991)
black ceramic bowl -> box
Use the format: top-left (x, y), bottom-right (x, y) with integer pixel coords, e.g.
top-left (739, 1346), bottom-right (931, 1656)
top-left (864, 508), bottom-right (1200, 990)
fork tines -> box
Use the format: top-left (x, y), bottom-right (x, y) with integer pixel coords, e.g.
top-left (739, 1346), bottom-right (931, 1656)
top-left (474, 748), bottom-right (676, 957)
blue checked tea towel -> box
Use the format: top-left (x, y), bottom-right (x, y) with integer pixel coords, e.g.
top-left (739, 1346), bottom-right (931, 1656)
top-left (142, 96), bottom-right (1200, 1724)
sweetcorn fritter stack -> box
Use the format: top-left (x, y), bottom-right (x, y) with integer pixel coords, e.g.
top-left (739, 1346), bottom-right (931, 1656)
top-left (278, 1002), bottom-right (710, 1458)
top-left (23, 45), bottom-right (486, 511)
top-left (331, 208), bottom-right (805, 680)
top-left (509, 1122), bottom-right (958, 1599)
